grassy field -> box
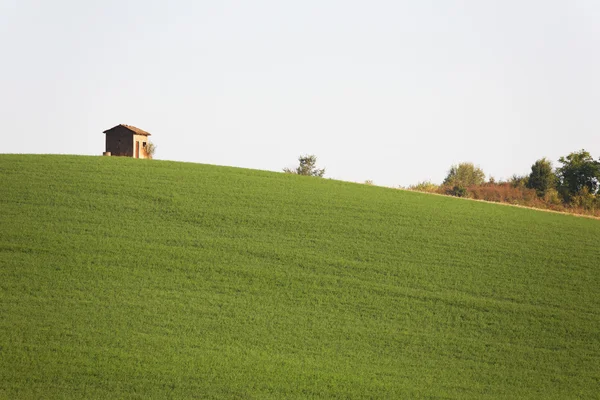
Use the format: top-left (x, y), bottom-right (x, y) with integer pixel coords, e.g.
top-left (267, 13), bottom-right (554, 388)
top-left (1, 154), bottom-right (599, 399)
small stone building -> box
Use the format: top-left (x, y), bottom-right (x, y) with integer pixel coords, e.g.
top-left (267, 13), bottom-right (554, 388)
top-left (103, 124), bottom-right (151, 158)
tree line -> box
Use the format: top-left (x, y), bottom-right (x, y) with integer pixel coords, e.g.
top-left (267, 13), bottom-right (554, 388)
top-left (411, 149), bottom-right (600, 216)
top-left (283, 150), bottom-right (600, 216)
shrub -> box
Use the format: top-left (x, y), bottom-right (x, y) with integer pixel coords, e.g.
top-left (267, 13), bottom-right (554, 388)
top-left (284, 155), bottom-right (325, 177)
top-left (570, 187), bottom-right (598, 210)
top-left (468, 183), bottom-right (535, 204)
top-left (443, 163), bottom-right (485, 187)
top-left (543, 188), bottom-right (562, 206)
top-left (145, 141), bottom-right (157, 159)
top-left (449, 185), bottom-right (468, 198)
top-left (408, 181), bottom-right (439, 193)
top-left (510, 174), bottom-right (528, 188)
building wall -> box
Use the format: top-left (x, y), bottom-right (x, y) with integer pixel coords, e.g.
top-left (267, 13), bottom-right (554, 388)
top-left (105, 126), bottom-right (134, 157)
top-left (133, 134), bottom-right (150, 159)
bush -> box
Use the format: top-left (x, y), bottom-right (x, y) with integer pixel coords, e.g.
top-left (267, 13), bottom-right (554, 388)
top-left (284, 155), bottom-right (325, 177)
top-left (543, 188), bottom-right (562, 206)
top-left (443, 163), bottom-right (485, 187)
top-left (510, 174), bottom-right (528, 188)
top-left (468, 183), bottom-right (538, 205)
top-left (408, 181), bottom-right (439, 193)
top-left (145, 141), bottom-right (157, 159)
top-left (447, 185), bottom-right (468, 197)
top-left (570, 187), bottom-right (598, 210)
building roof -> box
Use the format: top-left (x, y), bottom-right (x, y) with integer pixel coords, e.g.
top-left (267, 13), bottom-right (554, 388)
top-left (103, 124), bottom-right (151, 136)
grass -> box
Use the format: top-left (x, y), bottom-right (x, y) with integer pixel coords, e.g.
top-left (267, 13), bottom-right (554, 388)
top-left (1, 154), bottom-right (599, 399)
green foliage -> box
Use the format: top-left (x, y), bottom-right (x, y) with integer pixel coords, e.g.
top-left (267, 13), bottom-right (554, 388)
top-left (543, 188), bottom-right (562, 206)
top-left (449, 185), bottom-right (468, 197)
top-left (1, 155), bottom-right (600, 398)
top-left (570, 187), bottom-right (598, 211)
top-left (283, 154), bottom-right (325, 177)
top-left (454, 185), bottom-right (468, 197)
top-left (408, 181), bottom-right (439, 193)
top-left (443, 162), bottom-right (485, 187)
top-left (556, 149), bottom-right (600, 198)
top-left (527, 157), bottom-right (555, 197)
top-left (510, 174), bottom-right (529, 188)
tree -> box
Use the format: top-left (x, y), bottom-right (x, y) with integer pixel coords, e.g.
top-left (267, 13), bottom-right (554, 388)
top-left (556, 150), bottom-right (600, 198)
top-left (443, 162), bottom-right (485, 187)
top-left (527, 157), bottom-right (555, 197)
top-left (283, 155), bottom-right (325, 177)
top-left (510, 174), bottom-right (529, 188)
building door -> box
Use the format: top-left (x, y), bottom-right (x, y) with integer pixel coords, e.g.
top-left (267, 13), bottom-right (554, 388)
top-left (135, 141), bottom-right (140, 158)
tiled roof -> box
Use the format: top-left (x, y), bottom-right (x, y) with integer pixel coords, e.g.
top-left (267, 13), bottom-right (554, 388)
top-left (103, 124), bottom-right (151, 136)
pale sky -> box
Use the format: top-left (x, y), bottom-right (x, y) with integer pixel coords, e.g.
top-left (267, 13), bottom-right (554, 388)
top-left (1, 0), bottom-right (598, 187)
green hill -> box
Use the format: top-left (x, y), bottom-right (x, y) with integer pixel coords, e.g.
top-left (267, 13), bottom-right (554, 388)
top-left (1, 154), bottom-right (599, 399)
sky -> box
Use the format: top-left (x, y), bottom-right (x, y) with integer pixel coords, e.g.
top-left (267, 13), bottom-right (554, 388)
top-left (1, 0), bottom-right (598, 187)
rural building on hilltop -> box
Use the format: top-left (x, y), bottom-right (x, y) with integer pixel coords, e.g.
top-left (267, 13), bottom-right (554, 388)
top-left (103, 124), bottom-right (151, 158)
